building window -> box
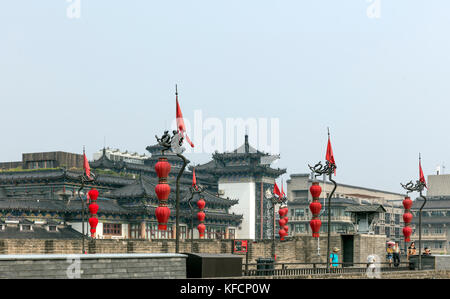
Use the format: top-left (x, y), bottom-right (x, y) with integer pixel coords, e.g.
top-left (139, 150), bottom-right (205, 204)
top-left (103, 223), bottom-right (122, 236)
top-left (48, 225), bottom-right (57, 232)
top-left (294, 209), bottom-right (304, 218)
top-left (21, 225), bottom-right (32, 231)
top-left (180, 226), bottom-right (187, 239)
top-left (229, 229), bottom-right (235, 239)
top-left (385, 213), bottom-right (390, 223)
top-left (395, 214), bottom-right (400, 225)
top-left (130, 224), bottom-right (140, 238)
top-left (385, 227), bottom-right (390, 237)
top-left (146, 223), bottom-right (173, 239)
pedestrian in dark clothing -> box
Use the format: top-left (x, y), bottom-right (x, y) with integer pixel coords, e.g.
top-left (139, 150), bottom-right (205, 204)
top-left (393, 242), bottom-right (401, 267)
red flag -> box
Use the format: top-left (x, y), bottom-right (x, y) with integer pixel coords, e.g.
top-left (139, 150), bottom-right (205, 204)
top-left (419, 157), bottom-right (427, 188)
top-left (281, 180), bottom-right (286, 198)
top-left (176, 92), bottom-right (194, 148)
top-left (273, 182), bottom-right (281, 197)
top-left (83, 153), bottom-right (91, 178)
top-left (326, 134), bottom-right (336, 174)
top-left (192, 168), bottom-right (198, 190)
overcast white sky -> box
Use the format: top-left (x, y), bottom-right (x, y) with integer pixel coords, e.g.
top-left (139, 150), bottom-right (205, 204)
top-left (1, 1), bottom-right (449, 194)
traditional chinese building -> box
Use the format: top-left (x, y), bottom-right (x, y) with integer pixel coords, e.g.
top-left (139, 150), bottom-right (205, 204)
top-left (193, 135), bottom-right (286, 240)
top-left (0, 149), bottom-right (242, 240)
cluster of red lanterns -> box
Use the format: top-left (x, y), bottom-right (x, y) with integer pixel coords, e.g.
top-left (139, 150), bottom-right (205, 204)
top-left (278, 205), bottom-right (289, 241)
top-left (197, 198), bottom-right (206, 238)
top-left (155, 157), bottom-right (171, 230)
top-left (402, 196), bottom-right (413, 242)
top-left (88, 189), bottom-right (99, 238)
top-left (309, 182), bottom-right (322, 238)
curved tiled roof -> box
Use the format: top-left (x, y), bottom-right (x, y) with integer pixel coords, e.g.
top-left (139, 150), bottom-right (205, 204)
top-left (0, 197), bottom-right (134, 215)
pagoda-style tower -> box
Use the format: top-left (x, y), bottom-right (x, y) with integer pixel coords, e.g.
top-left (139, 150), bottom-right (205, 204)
top-left (194, 135), bottom-right (286, 240)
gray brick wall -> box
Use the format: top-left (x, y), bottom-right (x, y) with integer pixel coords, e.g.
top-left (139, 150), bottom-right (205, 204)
top-left (0, 254), bottom-right (186, 279)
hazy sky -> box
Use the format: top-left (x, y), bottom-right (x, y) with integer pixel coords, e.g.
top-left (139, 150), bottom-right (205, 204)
top-left (1, 1), bottom-right (449, 194)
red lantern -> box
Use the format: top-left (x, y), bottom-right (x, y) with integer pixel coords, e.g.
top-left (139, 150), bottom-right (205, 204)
top-left (155, 206), bottom-right (171, 230)
top-left (283, 225), bottom-right (289, 233)
top-left (309, 202), bottom-right (322, 215)
top-left (283, 216), bottom-right (289, 224)
top-left (402, 196), bottom-right (413, 243)
top-left (403, 212), bottom-right (413, 224)
top-left (197, 198), bottom-right (206, 238)
top-left (278, 208), bottom-right (287, 218)
top-left (197, 211), bottom-right (206, 222)
top-left (403, 197), bottom-right (413, 210)
top-left (403, 226), bottom-right (412, 242)
top-left (279, 228), bottom-right (286, 240)
top-left (309, 219), bottom-right (322, 238)
top-left (197, 223), bottom-right (206, 237)
top-left (88, 189), bottom-right (99, 201)
top-left (278, 218), bottom-right (286, 227)
top-left (309, 184), bottom-right (322, 198)
top-left (197, 198), bottom-right (206, 210)
top-left (90, 228), bottom-right (96, 235)
top-left (89, 217), bottom-right (98, 229)
top-left (155, 157), bottom-right (171, 178)
top-left (89, 202), bottom-right (99, 215)
top-left (155, 156), bottom-right (172, 231)
top-left (155, 183), bottom-right (171, 200)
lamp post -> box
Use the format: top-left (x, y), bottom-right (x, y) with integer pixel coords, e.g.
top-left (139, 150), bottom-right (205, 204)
top-left (308, 161), bottom-right (337, 271)
top-left (77, 170), bottom-right (96, 254)
top-left (265, 188), bottom-right (287, 261)
top-left (186, 184), bottom-right (206, 252)
top-left (155, 129), bottom-right (188, 254)
top-left (401, 179), bottom-right (426, 270)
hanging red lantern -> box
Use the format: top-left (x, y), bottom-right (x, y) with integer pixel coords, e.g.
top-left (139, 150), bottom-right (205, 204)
top-left (197, 198), bottom-right (206, 210)
top-left (155, 156), bottom-right (171, 231)
top-left (197, 197), bottom-right (206, 238)
top-left (403, 197), bottom-right (413, 210)
top-left (88, 189), bottom-right (99, 201)
top-left (278, 218), bottom-right (286, 227)
top-left (309, 219), bottom-right (322, 238)
top-left (89, 202), bottom-right (99, 215)
top-left (197, 211), bottom-right (205, 222)
top-left (278, 207), bottom-right (287, 218)
top-left (87, 188), bottom-right (99, 239)
top-left (155, 157), bottom-right (171, 178)
top-left (309, 184), bottom-right (322, 198)
top-left (403, 212), bottom-right (413, 224)
top-left (309, 202), bottom-right (322, 215)
top-left (283, 225), bottom-right (289, 233)
top-left (402, 196), bottom-right (414, 243)
top-left (309, 181), bottom-right (322, 238)
top-left (155, 206), bottom-right (171, 230)
top-left (155, 183), bottom-right (171, 200)
top-left (89, 217), bottom-right (98, 229)
top-left (279, 228), bottom-right (287, 241)
top-left (403, 226), bottom-right (412, 242)
top-left (283, 216), bottom-right (289, 224)
top-left (90, 228), bottom-right (96, 235)
top-left (197, 223), bottom-right (206, 238)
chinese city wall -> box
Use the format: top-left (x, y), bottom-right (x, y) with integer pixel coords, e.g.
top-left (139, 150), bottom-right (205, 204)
top-left (0, 234), bottom-right (386, 264)
top-left (0, 253), bottom-right (186, 279)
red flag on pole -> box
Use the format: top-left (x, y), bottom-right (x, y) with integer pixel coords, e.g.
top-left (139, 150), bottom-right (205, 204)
top-left (281, 180), bottom-right (286, 198)
top-left (192, 168), bottom-right (198, 190)
top-left (176, 86), bottom-right (194, 148)
top-left (419, 154), bottom-right (427, 188)
top-left (83, 151), bottom-right (91, 178)
top-left (274, 182), bottom-right (281, 197)
top-left (326, 130), bottom-right (336, 175)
